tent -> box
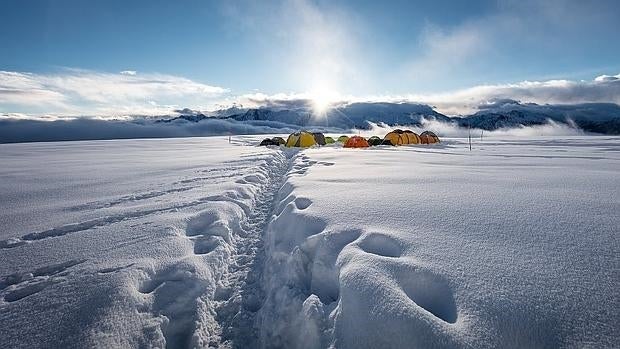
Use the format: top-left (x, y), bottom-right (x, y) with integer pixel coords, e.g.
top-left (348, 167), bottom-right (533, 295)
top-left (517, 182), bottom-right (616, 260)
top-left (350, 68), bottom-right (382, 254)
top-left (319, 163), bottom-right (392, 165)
top-left (420, 131), bottom-right (440, 144)
top-left (344, 136), bottom-right (370, 148)
top-left (313, 132), bottom-right (327, 146)
top-left (259, 138), bottom-right (279, 146)
top-left (402, 130), bottom-right (421, 144)
top-left (286, 131), bottom-right (317, 148)
top-left (325, 136), bottom-right (336, 144)
top-left (384, 131), bottom-right (404, 146)
top-left (337, 135), bottom-right (350, 143)
top-left (367, 136), bottom-right (383, 146)
top-left (272, 137), bottom-right (286, 145)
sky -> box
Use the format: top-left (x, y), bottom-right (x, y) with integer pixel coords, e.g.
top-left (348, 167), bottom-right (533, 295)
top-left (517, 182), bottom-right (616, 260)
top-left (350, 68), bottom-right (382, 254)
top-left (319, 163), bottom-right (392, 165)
top-left (1, 0), bottom-right (620, 117)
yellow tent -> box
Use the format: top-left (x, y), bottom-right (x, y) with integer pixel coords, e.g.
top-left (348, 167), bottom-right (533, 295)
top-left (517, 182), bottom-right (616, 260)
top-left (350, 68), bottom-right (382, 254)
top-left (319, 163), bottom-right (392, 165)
top-left (384, 131), bottom-right (404, 146)
top-left (286, 131), bottom-right (317, 148)
top-left (402, 130), bottom-right (421, 144)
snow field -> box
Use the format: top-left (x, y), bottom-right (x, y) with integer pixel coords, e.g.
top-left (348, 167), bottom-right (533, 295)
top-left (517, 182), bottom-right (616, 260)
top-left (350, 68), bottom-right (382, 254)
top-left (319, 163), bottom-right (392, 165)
top-left (1, 135), bottom-right (618, 348)
top-left (256, 136), bottom-right (619, 348)
top-left (0, 137), bottom-right (295, 348)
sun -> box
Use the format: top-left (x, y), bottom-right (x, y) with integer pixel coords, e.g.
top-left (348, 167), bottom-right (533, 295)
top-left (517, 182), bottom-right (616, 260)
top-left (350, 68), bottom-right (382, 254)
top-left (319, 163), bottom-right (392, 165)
top-left (310, 89), bottom-right (338, 115)
top-left (312, 95), bottom-right (331, 114)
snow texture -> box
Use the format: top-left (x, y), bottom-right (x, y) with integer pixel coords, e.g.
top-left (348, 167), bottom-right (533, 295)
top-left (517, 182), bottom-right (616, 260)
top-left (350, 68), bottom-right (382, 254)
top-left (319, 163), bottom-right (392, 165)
top-left (1, 135), bottom-right (618, 348)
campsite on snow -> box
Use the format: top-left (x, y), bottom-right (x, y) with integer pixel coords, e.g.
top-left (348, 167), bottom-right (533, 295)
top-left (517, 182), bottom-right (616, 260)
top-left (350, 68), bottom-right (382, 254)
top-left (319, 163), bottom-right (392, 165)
top-left (1, 1), bottom-right (620, 348)
top-left (1, 131), bottom-right (618, 348)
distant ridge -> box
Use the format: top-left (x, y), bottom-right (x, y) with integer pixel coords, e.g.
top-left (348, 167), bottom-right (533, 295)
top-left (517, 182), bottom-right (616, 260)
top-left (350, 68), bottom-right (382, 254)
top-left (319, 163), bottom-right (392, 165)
top-left (201, 101), bottom-right (620, 134)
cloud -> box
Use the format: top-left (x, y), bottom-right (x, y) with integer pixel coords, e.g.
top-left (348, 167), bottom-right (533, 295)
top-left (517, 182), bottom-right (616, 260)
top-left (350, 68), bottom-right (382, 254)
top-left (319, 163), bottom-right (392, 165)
top-left (227, 73), bottom-right (620, 116)
top-left (0, 117), bottom-right (299, 144)
top-left (410, 74), bottom-right (620, 115)
top-left (403, 0), bottom-right (620, 88)
top-left (120, 70), bottom-right (137, 76)
top-left (0, 69), bottom-right (228, 116)
top-left (594, 74), bottom-right (620, 82)
top-left (2, 68), bottom-right (619, 119)
top-left (364, 119), bottom-right (583, 139)
top-left (405, 23), bottom-right (486, 85)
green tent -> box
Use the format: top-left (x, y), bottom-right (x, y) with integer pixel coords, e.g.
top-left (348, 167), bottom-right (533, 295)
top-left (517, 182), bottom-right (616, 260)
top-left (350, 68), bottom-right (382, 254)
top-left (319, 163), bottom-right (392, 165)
top-left (325, 136), bottom-right (335, 144)
top-left (367, 136), bottom-right (383, 146)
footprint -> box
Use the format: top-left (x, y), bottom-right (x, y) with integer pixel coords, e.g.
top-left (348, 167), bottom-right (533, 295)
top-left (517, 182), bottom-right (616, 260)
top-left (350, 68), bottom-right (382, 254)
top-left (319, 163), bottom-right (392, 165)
top-left (4, 279), bottom-right (62, 302)
top-left (186, 211), bottom-right (228, 237)
top-left (358, 233), bottom-right (402, 258)
top-left (398, 268), bottom-right (457, 324)
top-left (137, 266), bottom-right (209, 348)
top-left (0, 238), bottom-right (27, 249)
top-left (192, 235), bottom-right (223, 255)
top-left (97, 263), bottom-right (135, 274)
top-left (1, 259), bottom-right (85, 302)
top-left (307, 229), bottom-right (363, 303)
top-left (294, 197), bottom-right (312, 210)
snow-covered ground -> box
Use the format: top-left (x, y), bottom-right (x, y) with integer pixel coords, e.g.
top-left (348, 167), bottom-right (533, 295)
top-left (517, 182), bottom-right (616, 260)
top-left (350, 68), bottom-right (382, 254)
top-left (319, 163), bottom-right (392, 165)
top-left (0, 135), bottom-right (618, 348)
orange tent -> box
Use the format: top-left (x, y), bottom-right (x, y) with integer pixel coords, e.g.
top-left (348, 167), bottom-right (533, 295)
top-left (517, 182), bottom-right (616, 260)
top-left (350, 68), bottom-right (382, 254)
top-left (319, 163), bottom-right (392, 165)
top-left (344, 136), bottom-right (370, 148)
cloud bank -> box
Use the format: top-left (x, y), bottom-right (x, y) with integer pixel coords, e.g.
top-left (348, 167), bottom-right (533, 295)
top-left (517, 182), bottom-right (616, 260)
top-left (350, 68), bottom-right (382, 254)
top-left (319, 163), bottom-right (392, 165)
top-left (407, 73), bottom-right (620, 115)
top-left (0, 69), bottom-right (228, 117)
top-left (0, 117), bottom-right (299, 144)
top-left (1, 68), bottom-right (619, 118)
top-left (236, 73), bottom-right (620, 116)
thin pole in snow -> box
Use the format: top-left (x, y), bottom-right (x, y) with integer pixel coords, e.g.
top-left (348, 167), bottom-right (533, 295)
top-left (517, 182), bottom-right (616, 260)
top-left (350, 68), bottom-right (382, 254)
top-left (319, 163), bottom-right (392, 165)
top-left (468, 124), bottom-right (472, 151)
top-left (480, 130), bottom-right (483, 141)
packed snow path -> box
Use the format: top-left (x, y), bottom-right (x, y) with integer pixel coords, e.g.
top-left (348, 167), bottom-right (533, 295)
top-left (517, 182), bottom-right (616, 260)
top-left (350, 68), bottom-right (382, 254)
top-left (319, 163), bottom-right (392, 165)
top-left (1, 136), bottom-right (619, 348)
top-left (211, 149), bottom-right (292, 347)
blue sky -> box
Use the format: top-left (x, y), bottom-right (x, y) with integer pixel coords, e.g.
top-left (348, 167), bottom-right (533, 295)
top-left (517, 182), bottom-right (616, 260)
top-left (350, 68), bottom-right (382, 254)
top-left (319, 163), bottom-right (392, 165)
top-left (1, 0), bottom-right (619, 116)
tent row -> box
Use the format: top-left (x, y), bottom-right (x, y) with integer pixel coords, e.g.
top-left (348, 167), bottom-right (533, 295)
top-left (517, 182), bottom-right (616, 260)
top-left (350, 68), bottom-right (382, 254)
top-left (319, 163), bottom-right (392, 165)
top-left (258, 130), bottom-right (440, 148)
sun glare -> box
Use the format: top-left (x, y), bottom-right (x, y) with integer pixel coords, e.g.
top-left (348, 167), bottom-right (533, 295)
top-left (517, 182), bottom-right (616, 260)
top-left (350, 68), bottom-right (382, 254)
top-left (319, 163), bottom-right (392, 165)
top-left (310, 90), bottom-right (338, 115)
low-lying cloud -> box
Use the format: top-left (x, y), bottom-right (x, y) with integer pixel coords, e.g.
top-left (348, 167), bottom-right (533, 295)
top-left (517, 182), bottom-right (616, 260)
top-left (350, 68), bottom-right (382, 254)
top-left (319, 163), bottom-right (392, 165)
top-left (0, 117), bottom-right (298, 144)
top-left (364, 119), bottom-right (583, 139)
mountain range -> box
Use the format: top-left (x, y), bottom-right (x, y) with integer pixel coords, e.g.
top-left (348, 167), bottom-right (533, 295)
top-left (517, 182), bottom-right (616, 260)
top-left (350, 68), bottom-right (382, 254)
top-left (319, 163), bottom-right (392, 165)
top-left (165, 100), bottom-right (620, 135)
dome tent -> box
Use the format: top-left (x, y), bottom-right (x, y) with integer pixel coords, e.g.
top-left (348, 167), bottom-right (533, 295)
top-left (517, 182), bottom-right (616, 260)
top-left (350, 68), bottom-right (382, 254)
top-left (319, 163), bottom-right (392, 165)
top-left (367, 136), bottom-right (383, 146)
top-left (420, 131), bottom-right (440, 144)
top-left (260, 136), bottom-right (286, 146)
top-left (325, 136), bottom-right (336, 144)
top-left (402, 130), bottom-right (421, 144)
top-left (286, 131), bottom-right (317, 148)
top-left (272, 137), bottom-right (286, 145)
top-left (337, 135), bottom-right (350, 143)
top-left (313, 132), bottom-right (327, 146)
top-left (259, 138), bottom-right (279, 146)
top-left (344, 136), bottom-right (370, 148)
top-left (384, 130), bottom-right (404, 146)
